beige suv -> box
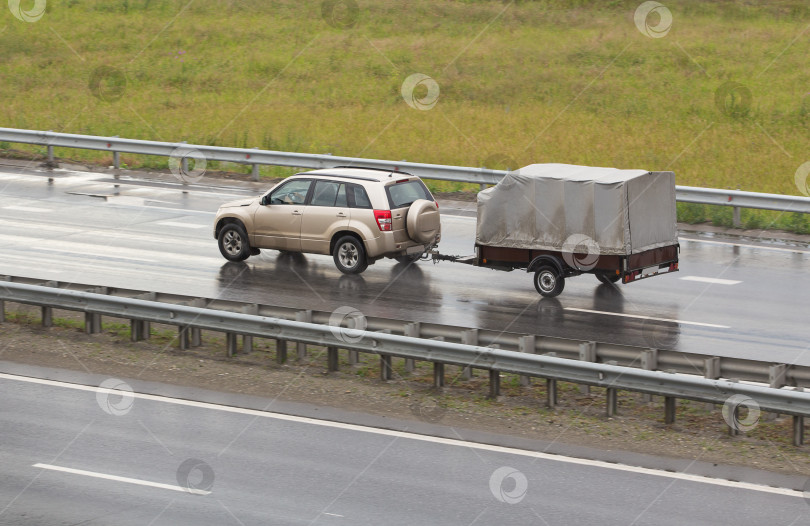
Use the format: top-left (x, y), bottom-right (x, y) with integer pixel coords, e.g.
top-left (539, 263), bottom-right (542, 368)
top-left (213, 167), bottom-right (441, 274)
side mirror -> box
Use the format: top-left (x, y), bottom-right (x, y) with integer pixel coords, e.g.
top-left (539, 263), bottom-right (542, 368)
top-left (260, 195), bottom-right (268, 206)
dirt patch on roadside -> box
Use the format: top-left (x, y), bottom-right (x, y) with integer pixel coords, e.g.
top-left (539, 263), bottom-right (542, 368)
top-left (0, 306), bottom-right (808, 477)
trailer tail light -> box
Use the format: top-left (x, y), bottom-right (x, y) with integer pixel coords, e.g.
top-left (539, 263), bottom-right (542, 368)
top-left (669, 262), bottom-right (679, 271)
top-left (374, 210), bottom-right (392, 231)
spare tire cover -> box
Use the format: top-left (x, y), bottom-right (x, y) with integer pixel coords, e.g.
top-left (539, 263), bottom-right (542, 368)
top-left (406, 199), bottom-right (440, 244)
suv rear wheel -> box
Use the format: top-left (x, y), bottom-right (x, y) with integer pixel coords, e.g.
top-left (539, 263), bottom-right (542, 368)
top-left (333, 235), bottom-right (368, 274)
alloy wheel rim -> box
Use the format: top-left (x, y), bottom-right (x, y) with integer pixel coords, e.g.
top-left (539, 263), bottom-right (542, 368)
top-left (224, 231), bottom-right (242, 255)
top-left (339, 243), bottom-right (358, 267)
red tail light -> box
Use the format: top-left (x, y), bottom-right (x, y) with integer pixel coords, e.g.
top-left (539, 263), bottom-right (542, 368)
top-left (434, 201), bottom-right (439, 209)
top-left (374, 210), bottom-right (392, 231)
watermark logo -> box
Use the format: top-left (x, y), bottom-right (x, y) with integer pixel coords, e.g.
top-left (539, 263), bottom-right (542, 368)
top-left (89, 66), bottom-right (127, 103)
top-left (794, 161), bottom-right (810, 197)
top-left (96, 378), bottom-right (134, 416)
top-left (409, 396), bottom-right (447, 423)
top-left (641, 318), bottom-right (679, 349)
top-left (634, 1), bottom-right (672, 39)
top-left (321, 0), bottom-right (359, 29)
top-left (489, 466), bottom-right (528, 504)
top-left (328, 306), bottom-right (367, 344)
top-left (8, 0), bottom-right (45, 22)
top-left (722, 394), bottom-right (761, 433)
top-left (168, 146), bottom-right (207, 183)
top-left (715, 81), bottom-right (752, 118)
top-left (176, 458), bottom-right (215, 495)
top-left (562, 234), bottom-right (601, 271)
top-left (401, 73), bottom-right (440, 111)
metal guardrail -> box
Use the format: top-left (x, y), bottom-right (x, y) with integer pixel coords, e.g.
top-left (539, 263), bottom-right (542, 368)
top-left (0, 281), bottom-right (807, 445)
top-left (2, 273), bottom-right (808, 389)
top-left (2, 127), bottom-right (809, 219)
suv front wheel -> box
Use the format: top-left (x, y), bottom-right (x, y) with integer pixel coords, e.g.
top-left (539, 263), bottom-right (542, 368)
top-left (218, 223), bottom-right (251, 262)
top-left (333, 235), bottom-right (368, 274)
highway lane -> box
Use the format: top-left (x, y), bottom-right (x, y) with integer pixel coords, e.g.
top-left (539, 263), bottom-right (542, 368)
top-left (1, 369), bottom-right (808, 526)
top-left (0, 165), bottom-right (809, 365)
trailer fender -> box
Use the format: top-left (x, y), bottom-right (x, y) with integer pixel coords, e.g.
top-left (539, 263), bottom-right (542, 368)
top-left (527, 255), bottom-right (563, 275)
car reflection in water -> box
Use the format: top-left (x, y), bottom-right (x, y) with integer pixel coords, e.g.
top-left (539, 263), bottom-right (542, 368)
top-left (217, 252), bottom-right (441, 322)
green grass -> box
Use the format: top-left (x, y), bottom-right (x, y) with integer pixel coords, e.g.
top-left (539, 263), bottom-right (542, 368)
top-left (2, 1), bottom-right (810, 228)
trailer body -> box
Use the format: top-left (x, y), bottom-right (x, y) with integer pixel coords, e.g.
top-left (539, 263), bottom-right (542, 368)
top-left (436, 164), bottom-right (680, 296)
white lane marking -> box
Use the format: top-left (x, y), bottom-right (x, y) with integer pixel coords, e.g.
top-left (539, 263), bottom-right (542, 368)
top-left (680, 237), bottom-right (810, 254)
top-left (157, 221), bottom-right (207, 229)
top-left (563, 308), bottom-right (730, 329)
top-left (680, 276), bottom-right (742, 286)
top-left (3, 373), bottom-right (799, 499)
top-left (32, 463), bottom-right (210, 495)
top-left (323, 513), bottom-right (344, 517)
top-left (3, 205), bottom-right (52, 213)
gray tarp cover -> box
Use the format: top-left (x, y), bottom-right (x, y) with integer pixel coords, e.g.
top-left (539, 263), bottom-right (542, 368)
top-left (476, 164), bottom-right (677, 255)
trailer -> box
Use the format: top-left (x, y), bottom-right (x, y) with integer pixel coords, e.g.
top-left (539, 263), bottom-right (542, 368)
top-left (432, 164), bottom-right (680, 297)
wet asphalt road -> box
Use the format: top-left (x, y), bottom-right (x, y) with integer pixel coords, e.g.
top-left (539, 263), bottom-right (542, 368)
top-left (0, 367), bottom-right (807, 526)
top-left (0, 163), bottom-right (808, 365)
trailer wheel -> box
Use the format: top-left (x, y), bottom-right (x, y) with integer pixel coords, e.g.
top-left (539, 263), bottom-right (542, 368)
top-left (534, 266), bottom-right (565, 297)
top-left (596, 272), bottom-right (621, 285)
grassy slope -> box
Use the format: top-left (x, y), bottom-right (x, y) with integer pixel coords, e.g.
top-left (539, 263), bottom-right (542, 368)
top-left (1, 1), bottom-right (809, 227)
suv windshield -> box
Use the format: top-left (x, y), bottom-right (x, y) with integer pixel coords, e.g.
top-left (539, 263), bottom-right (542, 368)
top-left (385, 180), bottom-right (432, 209)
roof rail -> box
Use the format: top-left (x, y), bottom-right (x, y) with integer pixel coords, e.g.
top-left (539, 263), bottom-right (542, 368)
top-left (331, 165), bottom-right (413, 176)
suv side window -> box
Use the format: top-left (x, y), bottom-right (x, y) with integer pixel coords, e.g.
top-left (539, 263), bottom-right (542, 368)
top-left (268, 179), bottom-right (312, 205)
top-left (385, 180), bottom-right (432, 209)
top-left (310, 180), bottom-right (342, 207)
top-left (347, 184), bottom-right (372, 209)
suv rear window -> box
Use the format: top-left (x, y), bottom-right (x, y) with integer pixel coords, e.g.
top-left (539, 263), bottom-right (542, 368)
top-left (347, 184), bottom-right (372, 209)
top-left (385, 179), bottom-right (432, 209)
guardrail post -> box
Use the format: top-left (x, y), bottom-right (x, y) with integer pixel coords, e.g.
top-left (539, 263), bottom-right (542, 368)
top-left (704, 356), bottom-right (721, 409)
top-left (606, 388), bottom-right (618, 417)
top-left (178, 326), bottom-right (190, 350)
top-left (461, 329), bottom-right (478, 379)
top-left (295, 310), bottom-right (312, 360)
top-left (189, 299), bottom-right (207, 347)
top-left (380, 355), bottom-right (392, 381)
top-left (240, 304), bottom-right (259, 354)
top-left (376, 329), bottom-right (392, 380)
top-left (348, 348), bottom-right (359, 365)
top-left (113, 150), bottom-right (120, 180)
top-left (519, 335), bottom-right (536, 386)
top-left (47, 144), bottom-right (54, 164)
top-left (404, 322), bottom-right (419, 373)
top-left (276, 340), bottom-right (288, 364)
top-left (431, 336), bottom-right (445, 387)
top-left (226, 333), bottom-right (238, 357)
top-left (769, 364), bottom-right (787, 388)
top-left (664, 396), bottom-right (676, 424)
top-left (327, 346), bottom-right (339, 372)
top-left (251, 163), bottom-right (259, 182)
top-left (640, 349), bottom-right (658, 402)
top-left (547, 379), bottom-right (557, 408)
top-left (488, 370), bottom-right (500, 399)
top-left (0, 299), bottom-right (4, 323)
top-left (579, 341), bottom-right (596, 395)
top-left (41, 306), bottom-right (52, 327)
top-left (726, 378), bottom-right (740, 436)
top-left (131, 319), bottom-right (144, 341)
top-left (85, 312), bottom-right (101, 334)
top-left (793, 415), bottom-right (804, 446)
top-left (733, 206), bottom-right (741, 228)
